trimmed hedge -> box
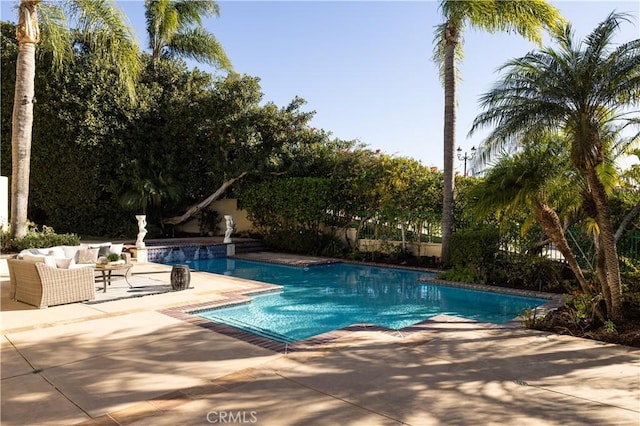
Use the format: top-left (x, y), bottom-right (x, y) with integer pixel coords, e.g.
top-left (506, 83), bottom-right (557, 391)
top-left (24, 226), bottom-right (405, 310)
top-left (1, 225), bottom-right (80, 253)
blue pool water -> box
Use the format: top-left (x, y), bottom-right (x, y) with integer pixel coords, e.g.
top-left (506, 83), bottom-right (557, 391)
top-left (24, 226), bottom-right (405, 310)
top-left (172, 258), bottom-right (547, 343)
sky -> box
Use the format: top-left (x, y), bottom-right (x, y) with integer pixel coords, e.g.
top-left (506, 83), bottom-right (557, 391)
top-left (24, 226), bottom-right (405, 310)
top-left (2, 1), bottom-right (639, 172)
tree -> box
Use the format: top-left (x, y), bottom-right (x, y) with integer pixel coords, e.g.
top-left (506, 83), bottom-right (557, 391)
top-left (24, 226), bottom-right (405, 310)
top-left (470, 13), bottom-right (640, 321)
top-left (433, 0), bottom-right (564, 265)
top-left (162, 75), bottom-right (317, 226)
top-left (470, 138), bottom-right (592, 294)
top-left (8, 0), bottom-right (140, 238)
top-left (145, 0), bottom-right (231, 70)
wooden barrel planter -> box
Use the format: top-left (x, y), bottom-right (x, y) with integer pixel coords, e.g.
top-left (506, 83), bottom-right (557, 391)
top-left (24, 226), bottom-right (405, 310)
top-left (170, 265), bottom-right (191, 291)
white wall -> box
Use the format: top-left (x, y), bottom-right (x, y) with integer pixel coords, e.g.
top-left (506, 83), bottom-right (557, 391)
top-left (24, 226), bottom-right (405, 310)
top-left (0, 176), bottom-right (8, 231)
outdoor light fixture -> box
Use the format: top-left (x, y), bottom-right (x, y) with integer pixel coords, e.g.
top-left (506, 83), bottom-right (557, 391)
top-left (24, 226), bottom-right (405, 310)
top-left (457, 146), bottom-right (476, 176)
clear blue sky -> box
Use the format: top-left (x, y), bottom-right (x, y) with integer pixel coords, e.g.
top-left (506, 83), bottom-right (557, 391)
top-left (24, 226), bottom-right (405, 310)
top-left (2, 1), bottom-right (639, 171)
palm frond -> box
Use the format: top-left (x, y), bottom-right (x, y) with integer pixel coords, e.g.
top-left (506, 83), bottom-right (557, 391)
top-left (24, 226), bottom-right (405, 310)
top-left (66, 0), bottom-right (141, 100)
top-left (145, 0), bottom-right (230, 70)
top-left (37, 2), bottom-right (73, 73)
top-left (174, 0), bottom-right (220, 27)
top-left (431, 22), bottom-right (465, 85)
top-left (471, 12), bottom-right (640, 172)
top-left (168, 27), bottom-right (232, 70)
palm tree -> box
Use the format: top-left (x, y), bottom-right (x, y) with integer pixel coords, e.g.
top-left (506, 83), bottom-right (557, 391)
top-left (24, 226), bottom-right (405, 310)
top-left (119, 170), bottom-right (182, 228)
top-left (144, 0), bottom-right (232, 70)
top-left (433, 0), bottom-right (564, 265)
top-left (470, 13), bottom-right (640, 321)
top-left (471, 138), bottom-right (592, 294)
top-left (9, 0), bottom-right (141, 239)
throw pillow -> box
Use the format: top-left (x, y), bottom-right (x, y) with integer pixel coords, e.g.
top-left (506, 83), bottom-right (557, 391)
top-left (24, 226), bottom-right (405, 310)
top-left (54, 257), bottom-right (74, 269)
top-left (61, 245), bottom-right (81, 261)
top-left (48, 247), bottom-right (65, 258)
top-left (89, 243), bottom-right (112, 258)
top-left (77, 248), bottom-right (99, 264)
top-left (44, 256), bottom-right (58, 268)
top-left (108, 243), bottom-right (124, 255)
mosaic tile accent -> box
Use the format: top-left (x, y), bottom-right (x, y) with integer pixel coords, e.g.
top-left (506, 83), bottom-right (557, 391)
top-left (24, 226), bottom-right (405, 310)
top-left (146, 244), bottom-right (228, 263)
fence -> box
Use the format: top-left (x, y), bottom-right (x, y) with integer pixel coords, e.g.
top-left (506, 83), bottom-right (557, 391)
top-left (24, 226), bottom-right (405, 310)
top-left (357, 218), bottom-right (638, 270)
top-left (500, 227), bottom-right (639, 272)
top-left (324, 211), bottom-right (638, 268)
top-left (619, 231), bottom-right (640, 270)
top-left (358, 220), bottom-right (442, 243)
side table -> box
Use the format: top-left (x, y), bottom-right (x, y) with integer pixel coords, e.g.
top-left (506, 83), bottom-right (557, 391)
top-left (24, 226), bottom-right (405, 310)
top-left (94, 263), bottom-right (133, 293)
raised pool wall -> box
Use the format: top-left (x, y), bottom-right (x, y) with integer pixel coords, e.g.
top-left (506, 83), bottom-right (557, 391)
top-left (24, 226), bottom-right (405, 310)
top-left (129, 239), bottom-right (265, 263)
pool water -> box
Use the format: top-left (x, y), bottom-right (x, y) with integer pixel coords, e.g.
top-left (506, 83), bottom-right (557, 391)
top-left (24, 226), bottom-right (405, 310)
top-left (173, 258), bottom-right (547, 343)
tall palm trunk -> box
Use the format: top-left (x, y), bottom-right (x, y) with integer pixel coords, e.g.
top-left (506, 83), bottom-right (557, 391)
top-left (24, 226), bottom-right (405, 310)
top-left (594, 236), bottom-right (611, 313)
top-left (10, 1), bottom-right (40, 239)
top-left (441, 22), bottom-right (458, 266)
top-left (533, 200), bottom-right (591, 294)
top-left (585, 165), bottom-right (622, 320)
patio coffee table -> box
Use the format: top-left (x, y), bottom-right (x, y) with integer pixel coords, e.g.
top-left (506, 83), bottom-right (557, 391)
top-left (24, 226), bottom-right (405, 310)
top-left (95, 263), bottom-right (133, 293)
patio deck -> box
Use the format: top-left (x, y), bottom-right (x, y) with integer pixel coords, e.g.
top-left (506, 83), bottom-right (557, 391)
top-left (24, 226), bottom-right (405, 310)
top-left (1, 254), bottom-right (638, 425)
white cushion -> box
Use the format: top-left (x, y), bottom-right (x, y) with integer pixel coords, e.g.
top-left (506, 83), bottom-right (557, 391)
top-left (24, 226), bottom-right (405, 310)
top-left (17, 249), bottom-right (32, 259)
top-left (48, 247), bottom-right (65, 259)
top-left (69, 263), bottom-right (95, 269)
top-left (26, 248), bottom-right (50, 256)
top-left (54, 258), bottom-right (74, 269)
top-left (61, 245), bottom-right (81, 261)
top-left (109, 243), bottom-right (124, 255)
top-left (43, 256), bottom-right (58, 268)
top-left (77, 248), bottom-right (99, 264)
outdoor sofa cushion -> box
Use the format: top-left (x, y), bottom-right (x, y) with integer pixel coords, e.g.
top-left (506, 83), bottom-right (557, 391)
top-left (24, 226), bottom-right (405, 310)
top-left (17, 243), bottom-right (126, 270)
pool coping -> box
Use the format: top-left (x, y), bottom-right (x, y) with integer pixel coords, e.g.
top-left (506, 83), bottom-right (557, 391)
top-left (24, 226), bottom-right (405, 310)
top-left (161, 257), bottom-right (564, 354)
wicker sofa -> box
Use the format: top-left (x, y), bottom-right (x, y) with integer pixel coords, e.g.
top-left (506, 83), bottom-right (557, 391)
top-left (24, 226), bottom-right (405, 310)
top-left (8, 259), bottom-right (96, 308)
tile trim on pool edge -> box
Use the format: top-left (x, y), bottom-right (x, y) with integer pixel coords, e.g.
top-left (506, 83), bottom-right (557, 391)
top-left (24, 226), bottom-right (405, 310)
top-left (161, 284), bottom-right (558, 354)
top-left (422, 277), bottom-right (561, 300)
top-left (160, 276), bottom-right (431, 353)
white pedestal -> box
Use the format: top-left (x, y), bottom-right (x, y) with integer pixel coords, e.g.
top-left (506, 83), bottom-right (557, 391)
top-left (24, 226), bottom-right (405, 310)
top-left (132, 248), bottom-right (148, 263)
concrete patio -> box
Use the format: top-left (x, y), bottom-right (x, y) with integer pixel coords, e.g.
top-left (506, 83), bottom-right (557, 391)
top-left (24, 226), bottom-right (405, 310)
top-left (1, 255), bottom-right (639, 425)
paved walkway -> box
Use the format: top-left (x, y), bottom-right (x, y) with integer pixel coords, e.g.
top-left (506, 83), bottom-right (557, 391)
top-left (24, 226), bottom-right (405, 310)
top-left (1, 256), bottom-right (639, 425)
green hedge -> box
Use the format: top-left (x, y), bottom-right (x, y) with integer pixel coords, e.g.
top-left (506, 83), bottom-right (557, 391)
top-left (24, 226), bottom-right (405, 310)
top-left (1, 225), bottom-right (80, 253)
top-left (438, 225), bottom-right (500, 283)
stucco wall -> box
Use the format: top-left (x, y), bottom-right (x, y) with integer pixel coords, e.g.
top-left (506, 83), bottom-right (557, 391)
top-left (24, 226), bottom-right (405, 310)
top-left (358, 239), bottom-right (442, 259)
top-left (175, 199), bottom-right (254, 235)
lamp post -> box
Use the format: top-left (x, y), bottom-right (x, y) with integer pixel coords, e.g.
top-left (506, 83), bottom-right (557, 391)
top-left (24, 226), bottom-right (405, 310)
top-left (457, 146), bottom-right (476, 176)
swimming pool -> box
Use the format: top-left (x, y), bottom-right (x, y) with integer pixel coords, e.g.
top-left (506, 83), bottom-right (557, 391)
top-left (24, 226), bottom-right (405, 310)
top-left (172, 258), bottom-right (547, 343)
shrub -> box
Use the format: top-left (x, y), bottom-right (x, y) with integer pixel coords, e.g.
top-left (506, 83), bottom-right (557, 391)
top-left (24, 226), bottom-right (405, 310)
top-left (520, 307), bottom-right (548, 329)
top-left (265, 229), bottom-right (346, 257)
top-left (1, 223), bottom-right (80, 253)
top-left (487, 252), bottom-right (568, 292)
top-left (198, 209), bottom-right (220, 236)
top-left (445, 225), bottom-right (500, 283)
top-left (437, 266), bottom-right (479, 283)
